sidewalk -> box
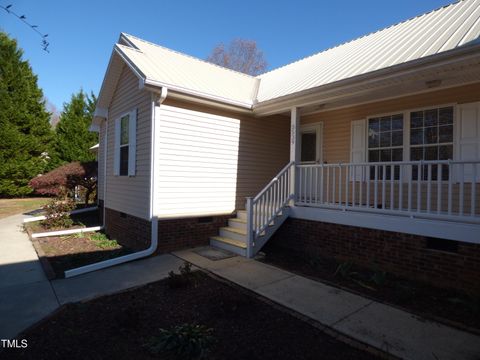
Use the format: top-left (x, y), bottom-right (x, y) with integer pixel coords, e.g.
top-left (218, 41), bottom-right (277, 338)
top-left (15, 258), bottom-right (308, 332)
top-left (174, 247), bottom-right (480, 360)
top-left (0, 213), bottom-right (183, 339)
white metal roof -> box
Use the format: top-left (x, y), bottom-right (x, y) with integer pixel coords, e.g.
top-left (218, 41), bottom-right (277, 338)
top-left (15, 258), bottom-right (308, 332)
top-left (117, 34), bottom-right (259, 107)
top-left (257, 0), bottom-right (480, 102)
top-left (113, 0), bottom-right (480, 108)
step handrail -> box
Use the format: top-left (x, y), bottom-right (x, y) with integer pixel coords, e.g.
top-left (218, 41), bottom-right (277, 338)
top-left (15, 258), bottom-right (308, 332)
top-left (246, 162), bottom-right (295, 257)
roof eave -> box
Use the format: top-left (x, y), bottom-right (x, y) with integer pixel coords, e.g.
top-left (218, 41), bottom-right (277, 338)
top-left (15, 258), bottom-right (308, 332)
top-left (253, 42), bottom-right (480, 116)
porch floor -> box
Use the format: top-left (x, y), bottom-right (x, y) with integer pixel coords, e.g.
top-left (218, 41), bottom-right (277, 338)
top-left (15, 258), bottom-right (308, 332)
top-left (174, 247), bottom-right (480, 360)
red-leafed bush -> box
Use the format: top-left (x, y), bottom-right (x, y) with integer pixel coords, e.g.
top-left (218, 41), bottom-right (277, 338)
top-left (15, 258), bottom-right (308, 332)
top-left (29, 162), bottom-right (97, 204)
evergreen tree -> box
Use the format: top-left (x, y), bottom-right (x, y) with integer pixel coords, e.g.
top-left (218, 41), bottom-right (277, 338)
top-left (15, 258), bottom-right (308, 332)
top-left (0, 32), bottom-right (54, 196)
top-left (55, 90), bottom-right (98, 163)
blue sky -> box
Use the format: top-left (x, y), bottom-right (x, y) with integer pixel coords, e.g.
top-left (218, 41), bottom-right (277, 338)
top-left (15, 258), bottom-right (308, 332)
top-left (1, 0), bottom-right (452, 111)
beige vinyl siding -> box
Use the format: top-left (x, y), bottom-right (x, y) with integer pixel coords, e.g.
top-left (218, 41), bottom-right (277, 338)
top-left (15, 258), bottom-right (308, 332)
top-left (97, 122), bottom-right (105, 200)
top-left (105, 65), bottom-right (152, 219)
top-left (155, 99), bottom-right (289, 218)
top-left (302, 83), bottom-right (480, 164)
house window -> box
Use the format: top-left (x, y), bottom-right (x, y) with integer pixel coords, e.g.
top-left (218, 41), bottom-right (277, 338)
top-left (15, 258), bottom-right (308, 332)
top-left (367, 114), bottom-right (403, 179)
top-left (410, 107), bottom-right (453, 180)
top-left (120, 114), bottom-right (129, 176)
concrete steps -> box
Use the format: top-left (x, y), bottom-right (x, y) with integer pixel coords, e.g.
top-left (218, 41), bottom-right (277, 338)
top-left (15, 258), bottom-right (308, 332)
top-left (210, 208), bottom-right (289, 257)
top-left (210, 211), bottom-right (248, 256)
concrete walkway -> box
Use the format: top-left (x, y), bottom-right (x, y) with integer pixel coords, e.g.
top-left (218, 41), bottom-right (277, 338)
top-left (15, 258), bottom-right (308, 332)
top-left (174, 247), bottom-right (480, 360)
top-left (0, 213), bottom-right (183, 339)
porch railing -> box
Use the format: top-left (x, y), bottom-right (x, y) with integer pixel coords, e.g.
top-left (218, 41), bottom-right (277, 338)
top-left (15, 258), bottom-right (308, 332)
top-left (297, 160), bottom-right (480, 223)
top-left (246, 162), bottom-right (295, 256)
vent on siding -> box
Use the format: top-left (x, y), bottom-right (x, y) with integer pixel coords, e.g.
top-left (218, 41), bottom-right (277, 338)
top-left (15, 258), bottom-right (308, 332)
top-left (425, 237), bottom-right (459, 253)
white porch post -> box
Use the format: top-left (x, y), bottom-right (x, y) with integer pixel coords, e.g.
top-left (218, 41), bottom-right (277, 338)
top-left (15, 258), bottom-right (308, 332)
top-left (290, 107), bottom-right (301, 203)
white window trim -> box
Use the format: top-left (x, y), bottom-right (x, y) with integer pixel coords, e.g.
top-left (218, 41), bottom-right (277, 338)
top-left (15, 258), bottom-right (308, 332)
top-left (300, 122), bottom-right (323, 164)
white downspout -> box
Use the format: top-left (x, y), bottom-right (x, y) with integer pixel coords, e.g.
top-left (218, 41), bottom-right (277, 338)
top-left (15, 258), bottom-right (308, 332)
top-left (65, 87), bottom-right (168, 278)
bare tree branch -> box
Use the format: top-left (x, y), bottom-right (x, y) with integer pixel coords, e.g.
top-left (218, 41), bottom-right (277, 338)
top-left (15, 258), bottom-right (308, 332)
top-left (1, 3), bottom-right (50, 52)
top-left (206, 38), bottom-right (267, 76)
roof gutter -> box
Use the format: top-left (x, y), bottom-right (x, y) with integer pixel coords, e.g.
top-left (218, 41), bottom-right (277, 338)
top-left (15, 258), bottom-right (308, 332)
top-left (64, 88), bottom-right (168, 278)
top-left (253, 43), bottom-right (480, 116)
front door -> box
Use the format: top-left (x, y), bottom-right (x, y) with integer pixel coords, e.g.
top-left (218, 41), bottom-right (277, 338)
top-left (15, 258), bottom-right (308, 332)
top-left (300, 123), bottom-right (323, 164)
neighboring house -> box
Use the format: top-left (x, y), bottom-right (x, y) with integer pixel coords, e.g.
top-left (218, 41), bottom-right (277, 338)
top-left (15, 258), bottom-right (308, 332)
top-left (92, 0), bottom-right (480, 293)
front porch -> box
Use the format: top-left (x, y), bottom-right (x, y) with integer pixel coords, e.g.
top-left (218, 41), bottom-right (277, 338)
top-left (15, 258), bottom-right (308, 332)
top-left (243, 96), bottom-right (480, 258)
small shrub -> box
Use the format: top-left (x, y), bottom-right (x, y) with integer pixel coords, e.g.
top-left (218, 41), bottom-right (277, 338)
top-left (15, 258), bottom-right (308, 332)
top-left (89, 232), bottom-right (118, 249)
top-left (334, 261), bottom-right (355, 279)
top-left (146, 323), bottom-right (215, 360)
top-left (42, 196), bottom-right (75, 229)
top-left (179, 261), bottom-right (192, 276)
top-left (167, 262), bottom-right (194, 289)
top-left (370, 269), bottom-right (387, 287)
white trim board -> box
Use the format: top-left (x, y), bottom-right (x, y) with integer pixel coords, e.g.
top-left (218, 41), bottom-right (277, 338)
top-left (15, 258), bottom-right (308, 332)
top-left (23, 206), bottom-right (99, 223)
top-left (290, 206), bottom-right (480, 244)
top-left (31, 226), bottom-right (104, 239)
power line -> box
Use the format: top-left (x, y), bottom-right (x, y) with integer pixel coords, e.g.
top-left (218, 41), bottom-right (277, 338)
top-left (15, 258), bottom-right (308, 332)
top-left (1, 3), bottom-right (50, 52)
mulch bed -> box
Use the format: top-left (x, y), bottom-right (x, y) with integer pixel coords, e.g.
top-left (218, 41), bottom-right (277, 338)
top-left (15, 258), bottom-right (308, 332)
top-left (260, 244), bottom-right (480, 333)
top-left (35, 233), bottom-right (131, 278)
top-left (25, 209), bottom-right (131, 278)
top-left (3, 272), bottom-right (379, 360)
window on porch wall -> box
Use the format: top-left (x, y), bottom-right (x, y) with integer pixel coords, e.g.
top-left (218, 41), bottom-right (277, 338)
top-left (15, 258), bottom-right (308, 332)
top-left (367, 113), bottom-right (403, 180)
top-left (410, 107), bottom-right (453, 181)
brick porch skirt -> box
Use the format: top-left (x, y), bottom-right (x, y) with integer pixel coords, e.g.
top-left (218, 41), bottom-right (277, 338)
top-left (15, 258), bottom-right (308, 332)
top-left (103, 206), bottom-right (229, 253)
top-left (267, 218), bottom-right (480, 294)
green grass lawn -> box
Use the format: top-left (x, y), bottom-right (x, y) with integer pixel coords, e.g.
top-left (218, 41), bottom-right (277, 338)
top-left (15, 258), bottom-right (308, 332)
top-left (0, 197), bottom-right (51, 219)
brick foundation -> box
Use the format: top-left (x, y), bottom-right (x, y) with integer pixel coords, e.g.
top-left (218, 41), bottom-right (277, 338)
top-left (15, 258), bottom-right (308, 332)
top-left (156, 215), bottom-right (230, 254)
top-left (104, 206), bottom-right (229, 253)
top-left (267, 218), bottom-right (480, 294)
top-left (98, 199), bottom-right (104, 223)
top-left (104, 207), bottom-right (151, 251)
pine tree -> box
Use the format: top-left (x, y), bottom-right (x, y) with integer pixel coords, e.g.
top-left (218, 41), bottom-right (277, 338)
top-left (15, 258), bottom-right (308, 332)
top-left (54, 90), bottom-right (98, 163)
top-left (0, 32), bottom-right (54, 196)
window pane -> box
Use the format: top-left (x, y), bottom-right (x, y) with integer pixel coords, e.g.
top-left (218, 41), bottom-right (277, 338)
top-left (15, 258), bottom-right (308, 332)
top-left (120, 146), bottom-right (129, 176)
top-left (424, 109), bottom-right (438, 127)
top-left (120, 115), bottom-right (129, 145)
top-left (439, 107), bottom-right (453, 125)
top-left (380, 132), bottom-right (391, 147)
top-left (301, 132), bottom-right (316, 162)
top-left (424, 127), bottom-right (437, 144)
top-left (368, 150), bottom-right (380, 162)
top-left (392, 115), bottom-right (403, 130)
top-left (411, 147), bottom-right (423, 161)
top-left (410, 129), bottom-right (423, 145)
top-left (411, 112), bottom-right (423, 128)
top-left (392, 148), bottom-right (403, 162)
top-left (439, 145), bottom-right (453, 160)
top-left (368, 128), bottom-right (379, 148)
top-left (439, 125), bottom-right (453, 143)
top-left (368, 118), bottom-right (380, 132)
top-left (380, 149), bottom-right (391, 162)
top-left (392, 130), bottom-right (403, 146)
top-left (380, 117), bottom-right (391, 131)
top-left (425, 146), bottom-right (438, 160)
